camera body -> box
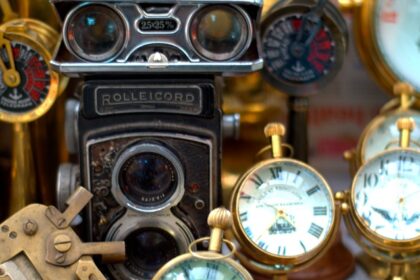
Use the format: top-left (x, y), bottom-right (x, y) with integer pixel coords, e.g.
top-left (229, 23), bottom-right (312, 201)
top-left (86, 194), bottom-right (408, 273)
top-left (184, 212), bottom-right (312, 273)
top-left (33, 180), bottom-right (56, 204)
top-left (74, 77), bottom-right (220, 279)
top-left (53, 0), bottom-right (263, 279)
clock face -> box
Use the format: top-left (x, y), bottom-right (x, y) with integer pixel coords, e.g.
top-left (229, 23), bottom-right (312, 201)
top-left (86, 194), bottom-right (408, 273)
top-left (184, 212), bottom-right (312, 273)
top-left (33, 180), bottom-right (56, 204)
top-left (353, 149), bottom-right (420, 241)
top-left (234, 160), bottom-right (334, 258)
top-left (374, 0), bottom-right (420, 92)
top-left (159, 258), bottom-right (247, 280)
top-left (0, 42), bottom-right (51, 114)
top-left (363, 112), bottom-right (420, 163)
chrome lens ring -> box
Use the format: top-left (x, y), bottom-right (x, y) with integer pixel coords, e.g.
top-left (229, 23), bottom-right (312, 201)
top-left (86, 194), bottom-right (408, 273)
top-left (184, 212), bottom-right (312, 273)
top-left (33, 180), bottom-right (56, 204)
top-left (63, 3), bottom-right (126, 62)
top-left (188, 5), bottom-right (252, 61)
top-left (112, 143), bottom-right (185, 213)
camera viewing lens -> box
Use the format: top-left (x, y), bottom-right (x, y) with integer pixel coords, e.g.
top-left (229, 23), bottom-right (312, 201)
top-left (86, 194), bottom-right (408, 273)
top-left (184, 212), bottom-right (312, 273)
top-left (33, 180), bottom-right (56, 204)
top-left (65, 4), bottom-right (125, 61)
top-left (118, 152), bottom-right (178, 207)
top-left (125, 228), bottom-right (179, 278)
top-left (190, 6), bottom-right (250, 61)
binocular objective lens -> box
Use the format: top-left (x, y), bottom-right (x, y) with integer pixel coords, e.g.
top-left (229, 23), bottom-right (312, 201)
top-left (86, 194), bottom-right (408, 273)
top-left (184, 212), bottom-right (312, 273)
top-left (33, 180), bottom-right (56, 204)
top-left (66, 5), bottom-right (125, 61)
top-left (125, 228), bottom-right (179, 278)
top-left (119, 153), bottom-right (178, 207)
top-left (190, 6), bottom-right (249, 61)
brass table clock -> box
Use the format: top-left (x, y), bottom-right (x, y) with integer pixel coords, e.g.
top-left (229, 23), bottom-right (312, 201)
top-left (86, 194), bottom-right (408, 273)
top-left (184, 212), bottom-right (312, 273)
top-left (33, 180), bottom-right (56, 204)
top-left (0, 0), bottom-right (66, 214)
top-left (153, 207), bottom-right (253, 280)
top-left (342, 117), bottom-right (420, 280)
top-left (346, 82), bottom-right (420, 174)
top-left (229, 123), bottom-right (341, 279)
top-left (341, 0), bottom-right (420, 95)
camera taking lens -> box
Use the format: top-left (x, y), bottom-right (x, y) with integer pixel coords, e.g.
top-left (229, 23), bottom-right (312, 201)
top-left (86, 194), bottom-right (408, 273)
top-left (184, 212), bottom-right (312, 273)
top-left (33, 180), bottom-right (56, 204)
top-left (118, 152), bottom-right (178, 207)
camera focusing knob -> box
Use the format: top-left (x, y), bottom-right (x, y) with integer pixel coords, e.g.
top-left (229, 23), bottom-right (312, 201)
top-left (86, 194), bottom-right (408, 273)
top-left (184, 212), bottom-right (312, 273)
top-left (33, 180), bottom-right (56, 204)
top-left (148, 52), bottom-right (169, 68)
top-left (223, 113), bottom-right (241, 140)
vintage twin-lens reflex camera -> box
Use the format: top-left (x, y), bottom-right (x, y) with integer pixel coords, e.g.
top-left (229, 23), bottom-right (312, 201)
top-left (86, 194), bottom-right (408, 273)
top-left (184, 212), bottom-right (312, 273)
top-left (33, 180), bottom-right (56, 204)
top-left (52, 0), bottom-right (263, 279)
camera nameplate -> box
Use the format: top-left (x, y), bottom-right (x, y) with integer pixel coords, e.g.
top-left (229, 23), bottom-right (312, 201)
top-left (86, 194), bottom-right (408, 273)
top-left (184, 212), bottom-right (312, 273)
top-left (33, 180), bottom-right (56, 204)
top-left (94, 84), bottom-right (203, 116)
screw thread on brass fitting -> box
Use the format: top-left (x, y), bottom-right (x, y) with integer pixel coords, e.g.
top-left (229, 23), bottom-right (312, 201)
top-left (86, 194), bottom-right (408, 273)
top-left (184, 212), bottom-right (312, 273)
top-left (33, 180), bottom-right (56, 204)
top-left (397, 117), bottom-right (415, 148)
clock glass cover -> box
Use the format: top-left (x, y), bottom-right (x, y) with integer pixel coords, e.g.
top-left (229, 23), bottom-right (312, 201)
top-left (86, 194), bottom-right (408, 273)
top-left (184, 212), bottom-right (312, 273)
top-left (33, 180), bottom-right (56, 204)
top-left (353, 149), bottom-right (420, 241)
top-left (374, 0), bottom-right (420, 92)
top-left (362, 112), bottom-right (420, 163)
top-left (233, 160), bottom-right (335, 258)
top-left (158, 257), bottom-right (248, 280)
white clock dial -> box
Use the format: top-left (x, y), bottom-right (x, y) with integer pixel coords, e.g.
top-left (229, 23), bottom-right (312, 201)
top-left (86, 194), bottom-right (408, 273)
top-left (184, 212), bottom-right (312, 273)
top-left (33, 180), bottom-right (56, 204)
top-left (374, 0), bottom-right (420, 91)
top-left (353, 149), bottom-right (420, 240)
top-left (235, 160), bottom-right (334, 257)
top-left (363, 112), bottom-right (420, 162)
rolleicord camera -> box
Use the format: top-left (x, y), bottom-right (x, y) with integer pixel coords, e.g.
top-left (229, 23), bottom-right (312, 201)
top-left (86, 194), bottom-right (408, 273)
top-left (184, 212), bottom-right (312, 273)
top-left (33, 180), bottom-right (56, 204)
top-left (52, 0), bottom-right (262, 279)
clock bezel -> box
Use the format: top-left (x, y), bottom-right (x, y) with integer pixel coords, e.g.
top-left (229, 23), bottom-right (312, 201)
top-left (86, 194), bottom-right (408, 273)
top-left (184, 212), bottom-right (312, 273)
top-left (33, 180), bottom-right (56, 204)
top-left (230, 157), bottom-right (339, 266)
top-left (350, 147), bottom-right (420, 251)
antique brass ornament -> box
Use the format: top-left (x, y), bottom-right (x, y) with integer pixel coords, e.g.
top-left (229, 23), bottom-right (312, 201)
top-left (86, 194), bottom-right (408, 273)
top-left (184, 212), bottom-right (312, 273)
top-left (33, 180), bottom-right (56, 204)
top-left (342, 117), bottom-right (420, 280)
top-left (152, 207), bottom-right (253, 280)
top-left (229, 123), bottom-right (341, 279)
top-left (0, 0), bottom-right (68, 214)
top-left (345, 82), bottom-right (420, 175)
top-left (340, 0), bottom-right (420, 95)
top-left (0, 187), bottom-right (126, 280)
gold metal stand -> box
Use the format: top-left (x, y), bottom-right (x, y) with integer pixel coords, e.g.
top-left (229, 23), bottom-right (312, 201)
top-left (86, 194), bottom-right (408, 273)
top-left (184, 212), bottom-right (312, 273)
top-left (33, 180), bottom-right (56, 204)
top-left (357, 253), bottom-right (420, 280)
top-left (9, 123), bottom-right (36, 215)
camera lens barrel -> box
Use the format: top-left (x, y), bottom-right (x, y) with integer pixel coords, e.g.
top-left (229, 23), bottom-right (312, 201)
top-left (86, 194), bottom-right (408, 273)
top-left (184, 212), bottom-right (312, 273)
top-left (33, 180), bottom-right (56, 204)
top-left (106, 214), bottom-right (195, 280)
top-left (64, 4), bottom-right (126, 62)
top-left (188, 5), bottom-right (252, 61)
top-left (112, 143), bottom-right (185, 213)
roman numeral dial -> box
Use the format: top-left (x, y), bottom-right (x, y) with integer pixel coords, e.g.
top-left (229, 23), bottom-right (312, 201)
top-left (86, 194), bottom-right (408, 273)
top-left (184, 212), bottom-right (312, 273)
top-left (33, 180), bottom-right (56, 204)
top-left (233, 160), bottom-right (335, 260)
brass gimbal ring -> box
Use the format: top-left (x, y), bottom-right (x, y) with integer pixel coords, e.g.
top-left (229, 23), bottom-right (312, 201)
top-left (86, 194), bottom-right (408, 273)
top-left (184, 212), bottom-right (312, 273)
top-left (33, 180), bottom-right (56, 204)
top-left (188, 237), bottom-right (236, 261)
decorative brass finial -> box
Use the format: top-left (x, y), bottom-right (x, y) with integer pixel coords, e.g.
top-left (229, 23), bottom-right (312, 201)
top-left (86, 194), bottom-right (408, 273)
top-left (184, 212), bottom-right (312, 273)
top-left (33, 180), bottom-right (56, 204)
top-left (264, 123), bottom-right (285, 159)
top-left (397, 117), bottom-right (415, 148)
top-left (394, 82), bottom-right (415, 110)
top-left (207, 207), bottom-right (232, 253)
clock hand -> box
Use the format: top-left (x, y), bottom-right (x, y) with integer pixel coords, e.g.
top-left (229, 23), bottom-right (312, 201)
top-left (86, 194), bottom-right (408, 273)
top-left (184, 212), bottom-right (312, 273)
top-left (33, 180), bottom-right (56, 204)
top-left (403, 190), bottom-right (420, 200)
top-left (405, 213), bottom-right (420, 225)
top-left (372, 207), bottom-right (394, 222)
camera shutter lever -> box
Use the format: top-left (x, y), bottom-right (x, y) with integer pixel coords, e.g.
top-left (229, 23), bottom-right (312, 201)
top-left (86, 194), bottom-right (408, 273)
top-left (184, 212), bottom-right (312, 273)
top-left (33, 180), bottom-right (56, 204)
top-left (46, 187), bottom-right (92, 229)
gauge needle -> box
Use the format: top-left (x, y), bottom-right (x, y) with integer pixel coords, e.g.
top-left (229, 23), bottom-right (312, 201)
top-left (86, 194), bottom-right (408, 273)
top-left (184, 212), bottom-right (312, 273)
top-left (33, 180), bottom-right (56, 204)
top-left (372, 207), bottom-right (394, 222)
top-left (0, 33), bottom-right (21, 88)
top-left (295, 0), bottom-right (327, 45)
